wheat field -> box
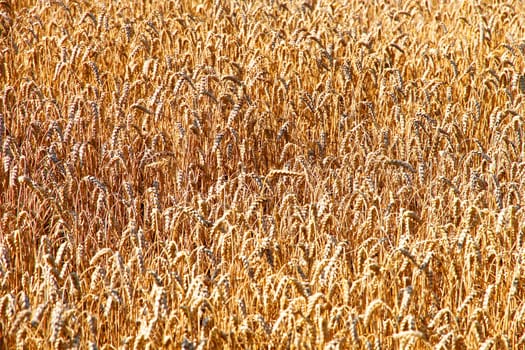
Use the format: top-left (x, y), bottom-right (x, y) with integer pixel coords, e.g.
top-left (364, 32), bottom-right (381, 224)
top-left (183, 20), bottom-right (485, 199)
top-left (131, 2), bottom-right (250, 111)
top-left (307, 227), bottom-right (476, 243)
top-left (0, 0), bottom-right (524, 348)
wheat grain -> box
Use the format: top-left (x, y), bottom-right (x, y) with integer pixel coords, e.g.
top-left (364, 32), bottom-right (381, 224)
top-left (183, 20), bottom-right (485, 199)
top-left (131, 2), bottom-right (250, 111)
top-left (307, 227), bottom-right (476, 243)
top-left (1, 1), bottom-right (524, 348)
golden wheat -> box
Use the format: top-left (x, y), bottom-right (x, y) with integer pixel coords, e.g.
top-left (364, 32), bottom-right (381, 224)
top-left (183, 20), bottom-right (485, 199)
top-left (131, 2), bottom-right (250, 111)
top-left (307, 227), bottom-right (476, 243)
top-left (1, 0), bottom-right (525, 348)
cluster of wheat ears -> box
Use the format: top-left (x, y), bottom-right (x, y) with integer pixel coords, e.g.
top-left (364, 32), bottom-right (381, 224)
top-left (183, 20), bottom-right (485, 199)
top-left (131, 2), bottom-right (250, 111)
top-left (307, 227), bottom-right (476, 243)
top-left (0, 0), bottom-right (524, 349)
